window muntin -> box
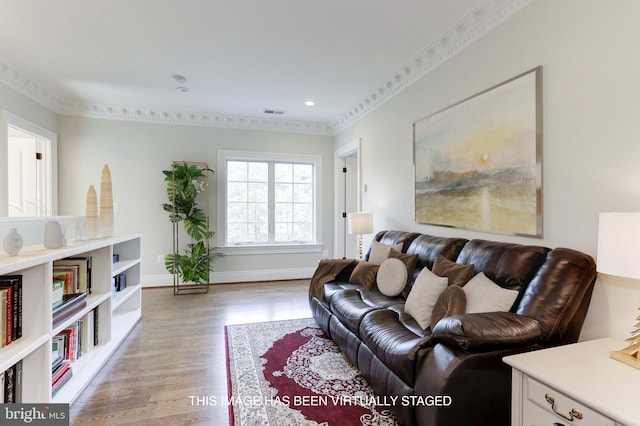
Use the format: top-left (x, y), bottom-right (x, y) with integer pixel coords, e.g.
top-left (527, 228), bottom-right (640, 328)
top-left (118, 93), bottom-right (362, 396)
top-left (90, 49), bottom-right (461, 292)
top-left (224, 155), bottom-right (317, 246)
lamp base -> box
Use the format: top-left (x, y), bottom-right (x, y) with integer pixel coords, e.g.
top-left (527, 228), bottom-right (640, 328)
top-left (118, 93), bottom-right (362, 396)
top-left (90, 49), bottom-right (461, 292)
top-left (610, 349), bottom-right (640, 369)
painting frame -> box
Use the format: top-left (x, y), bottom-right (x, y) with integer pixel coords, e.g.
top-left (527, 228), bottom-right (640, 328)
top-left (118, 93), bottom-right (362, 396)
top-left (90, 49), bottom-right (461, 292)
top-left (413, 66), bottom-right (543, 237)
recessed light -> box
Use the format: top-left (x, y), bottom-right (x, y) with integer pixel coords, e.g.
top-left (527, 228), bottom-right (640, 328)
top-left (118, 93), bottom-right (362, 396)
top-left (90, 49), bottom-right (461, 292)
top-left (305, 100), bottom-right (315, 107)
top-left (176, 86), bottom-right (189, 93)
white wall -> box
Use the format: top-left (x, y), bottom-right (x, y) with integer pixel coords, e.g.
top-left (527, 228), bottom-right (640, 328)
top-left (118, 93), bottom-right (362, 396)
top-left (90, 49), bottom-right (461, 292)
top-left (57, 116), bottom-right (334, 285)
top-left (334, 0), bottom-right (640, 341)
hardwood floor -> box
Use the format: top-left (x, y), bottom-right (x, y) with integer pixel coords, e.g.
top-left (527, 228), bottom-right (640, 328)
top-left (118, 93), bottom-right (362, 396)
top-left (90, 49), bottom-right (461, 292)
top-left (69, 280), bottom-right (312, 425)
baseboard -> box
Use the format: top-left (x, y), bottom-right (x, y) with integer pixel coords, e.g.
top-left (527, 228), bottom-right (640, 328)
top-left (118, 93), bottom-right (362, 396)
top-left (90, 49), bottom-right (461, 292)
top-left (142, 267), bottom-right (315, 288)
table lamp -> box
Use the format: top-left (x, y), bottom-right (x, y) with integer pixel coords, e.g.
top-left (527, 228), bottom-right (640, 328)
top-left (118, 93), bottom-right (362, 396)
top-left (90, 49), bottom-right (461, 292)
top-left (347, 212), bottom-right (373, 260)
top-left (597, 212), bottom-right (640, 368)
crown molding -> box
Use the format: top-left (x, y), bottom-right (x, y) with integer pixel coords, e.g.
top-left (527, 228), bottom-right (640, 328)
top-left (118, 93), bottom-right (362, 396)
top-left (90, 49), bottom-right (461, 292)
top-left (0, 60), bottom-right (66, 112)
top-left (58, 103), bottom-right (334, 136)
top-left (331, 0), bottom-right (534, 134)
top-left (1, 0), bottom-right (532, 137)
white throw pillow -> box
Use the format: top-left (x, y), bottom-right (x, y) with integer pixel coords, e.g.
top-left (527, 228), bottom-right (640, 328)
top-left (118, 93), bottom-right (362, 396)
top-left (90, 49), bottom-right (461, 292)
top-left (377, 258), bottom-right (408, 296)
top-left (464, 272), bottom-right (519, 313)
top-left (404, 267), bottom-right (448, 329)
top-left (368, 240), bottom-right (403, 265)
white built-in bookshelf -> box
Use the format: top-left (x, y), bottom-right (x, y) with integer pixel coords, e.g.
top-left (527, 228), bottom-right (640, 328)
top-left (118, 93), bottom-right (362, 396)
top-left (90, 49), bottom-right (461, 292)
top-left (0, 234), bottom-right (142, 403)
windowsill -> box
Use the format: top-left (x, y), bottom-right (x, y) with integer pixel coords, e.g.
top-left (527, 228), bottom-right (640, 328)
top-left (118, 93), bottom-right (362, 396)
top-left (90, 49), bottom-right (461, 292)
top-left (217, 243), bottom-right (323, 256)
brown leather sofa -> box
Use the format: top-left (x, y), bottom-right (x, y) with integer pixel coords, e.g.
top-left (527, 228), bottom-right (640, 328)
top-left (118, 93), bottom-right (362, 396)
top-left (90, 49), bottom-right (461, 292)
top-left (309, 230), bottom-right (597, 425)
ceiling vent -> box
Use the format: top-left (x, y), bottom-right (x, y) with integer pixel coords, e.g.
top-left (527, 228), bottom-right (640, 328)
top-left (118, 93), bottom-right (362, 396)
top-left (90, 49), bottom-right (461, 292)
top-left (263, 108), bottom-right (285, 115)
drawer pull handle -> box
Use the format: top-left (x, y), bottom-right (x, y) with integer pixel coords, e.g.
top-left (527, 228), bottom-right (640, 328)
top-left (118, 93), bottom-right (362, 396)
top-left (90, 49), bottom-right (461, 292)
top-left (545, 393), bottom-right (584, 421)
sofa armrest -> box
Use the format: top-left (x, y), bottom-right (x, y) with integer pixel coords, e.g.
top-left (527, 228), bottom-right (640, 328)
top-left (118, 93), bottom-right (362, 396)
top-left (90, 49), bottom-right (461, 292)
top-left (431, 312), bottom-right (541, 352)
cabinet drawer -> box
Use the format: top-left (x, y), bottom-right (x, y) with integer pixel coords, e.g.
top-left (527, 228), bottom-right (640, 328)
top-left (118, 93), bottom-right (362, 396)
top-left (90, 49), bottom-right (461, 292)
top-left (524, 376), bottom-right (615, 425)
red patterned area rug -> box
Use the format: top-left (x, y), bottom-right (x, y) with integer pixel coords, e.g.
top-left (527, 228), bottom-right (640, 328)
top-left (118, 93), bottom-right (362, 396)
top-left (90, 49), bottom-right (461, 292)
top-left (226, 318), bottom-right (398, 426)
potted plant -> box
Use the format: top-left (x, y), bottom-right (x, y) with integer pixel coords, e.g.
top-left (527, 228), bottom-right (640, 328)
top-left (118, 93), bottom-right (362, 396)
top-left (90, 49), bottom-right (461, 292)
top-left (162, 162), bottom-right (217, 286)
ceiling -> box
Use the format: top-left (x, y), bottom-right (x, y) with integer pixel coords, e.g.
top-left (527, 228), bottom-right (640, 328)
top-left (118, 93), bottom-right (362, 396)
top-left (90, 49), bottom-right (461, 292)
top-left (0, 0), bottom-right (530, 135)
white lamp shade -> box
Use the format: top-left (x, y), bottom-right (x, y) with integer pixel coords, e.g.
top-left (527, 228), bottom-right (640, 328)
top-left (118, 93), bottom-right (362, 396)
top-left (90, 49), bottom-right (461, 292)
top-left (347, 212), bottom-right (373, 235)
top-left (597, 212), bottom-right (640, 279)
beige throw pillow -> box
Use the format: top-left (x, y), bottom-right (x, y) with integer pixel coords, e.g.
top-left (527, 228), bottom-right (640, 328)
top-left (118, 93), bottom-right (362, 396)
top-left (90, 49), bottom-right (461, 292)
top-left (464, 272), bottom-right (519, 313)
top-left (376, 258), bottom-right (408, 296)
top-left (404, 267), bottom-right (448, 329)
top-left (368, 240), bottom-right (403, 265)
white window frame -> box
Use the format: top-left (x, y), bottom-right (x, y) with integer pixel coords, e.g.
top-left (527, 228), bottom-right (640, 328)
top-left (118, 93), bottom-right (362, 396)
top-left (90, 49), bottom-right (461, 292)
top-left (217, 150), bottom-right (323, 255)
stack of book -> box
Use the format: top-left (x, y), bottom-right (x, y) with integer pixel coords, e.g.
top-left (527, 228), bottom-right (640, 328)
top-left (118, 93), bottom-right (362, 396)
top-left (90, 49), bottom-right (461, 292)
top-left (1, 360), bottom-right (23, 402)
top-left (0, 275), bottom-right (22, 348)
top-left (51, 357), bottom-right (72, 397)
top-left (52, 257), bottom-right (92, 328)
top-left (51, 312), bottom-right (97, 396)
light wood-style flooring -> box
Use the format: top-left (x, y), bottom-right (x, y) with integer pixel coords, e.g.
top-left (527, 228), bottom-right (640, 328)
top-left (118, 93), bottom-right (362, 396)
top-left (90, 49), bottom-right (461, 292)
top-left (69, 280), bottom-right (312, 425)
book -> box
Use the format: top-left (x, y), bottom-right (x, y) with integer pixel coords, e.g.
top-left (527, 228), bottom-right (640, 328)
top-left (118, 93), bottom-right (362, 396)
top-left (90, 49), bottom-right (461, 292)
top-left (93, 307), bottom-right (99, 346)
top-left (14, 360), bottom-right (22, 403)
top-left (0, 275), bottom-right (22, 341)
top-left (53, 269), bottom-right (75, 295)
top-left (4, 363), bottom-right (14, 403)
top-left (52, 279), bottom-right (65, 308)
top-left (52, 293), bottom-right (87, 328)
top-left (51, 360), bottom-right (72, 397)
top-left (51, 366), bottom-right (73, 396)
top-left (69, 256), bottom-right (92, 294)
top-left (1, 287), bottom-right (11, 346)
top-left (54, 257), bottom-right (92, 294)
top-left (0, 289), bottom-right (6, 348)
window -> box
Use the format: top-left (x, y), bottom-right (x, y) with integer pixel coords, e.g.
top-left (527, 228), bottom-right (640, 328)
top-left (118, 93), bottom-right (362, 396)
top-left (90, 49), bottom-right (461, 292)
top-left (218, 150), bottom-right (322, 251)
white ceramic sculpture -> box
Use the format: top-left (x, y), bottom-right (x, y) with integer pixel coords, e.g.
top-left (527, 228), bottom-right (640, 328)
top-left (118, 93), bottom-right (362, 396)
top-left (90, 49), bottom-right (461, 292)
top-left (44, 221), bottom-right (63, 249)
top-left (3, 228), bottom-right (23, 256)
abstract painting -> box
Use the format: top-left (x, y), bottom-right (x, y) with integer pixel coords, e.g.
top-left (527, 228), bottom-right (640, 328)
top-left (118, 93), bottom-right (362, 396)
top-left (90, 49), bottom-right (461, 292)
top-left (414, 67), bottom-right (542, 237)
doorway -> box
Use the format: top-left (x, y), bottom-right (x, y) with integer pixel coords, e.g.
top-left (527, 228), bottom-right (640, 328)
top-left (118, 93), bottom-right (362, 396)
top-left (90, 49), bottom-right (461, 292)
top-left (1, 111), bottom-right (57, 217)
top-left (335, 139), bottom-right (361, 259)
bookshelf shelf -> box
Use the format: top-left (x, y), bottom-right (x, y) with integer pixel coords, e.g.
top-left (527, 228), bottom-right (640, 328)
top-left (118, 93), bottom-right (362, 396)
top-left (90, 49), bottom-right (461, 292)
top-left (0, 234), bottom-right (142, 404)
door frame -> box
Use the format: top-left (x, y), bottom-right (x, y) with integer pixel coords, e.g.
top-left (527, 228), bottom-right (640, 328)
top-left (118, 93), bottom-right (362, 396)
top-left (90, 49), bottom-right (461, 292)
top-left (1, 110), bottom-right (58, 217)
top-left (334, 138), bottom-right (361, 258)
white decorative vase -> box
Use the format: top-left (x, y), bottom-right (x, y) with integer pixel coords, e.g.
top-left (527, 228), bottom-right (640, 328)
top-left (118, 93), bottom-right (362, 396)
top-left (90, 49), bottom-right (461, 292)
top-left (100, 164), bottom-right (114, 237)
top-left (3, 228), bottom-right (23, 257)
top-left (86, 185), bottom-right (99, 239)
top-left (44, 221), bottom-right (63, 249)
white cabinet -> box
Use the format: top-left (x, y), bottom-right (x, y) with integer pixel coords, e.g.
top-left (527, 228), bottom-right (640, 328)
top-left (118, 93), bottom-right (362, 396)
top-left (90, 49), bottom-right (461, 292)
top-left (0, 234), bottom-right (142, 404)
top-left (504, 338), bottom-right (640, 426)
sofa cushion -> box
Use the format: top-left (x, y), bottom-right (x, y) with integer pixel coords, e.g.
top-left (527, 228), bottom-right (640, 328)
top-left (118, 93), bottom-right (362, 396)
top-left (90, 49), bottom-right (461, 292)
top-left (432, 255), bottom-right (475, 287)
top-left (319, 282), bottom-right (361, 305)
top-left (359, 308), bottom-right (432, 386)
top-left (404, 268), bottom-right (448, 329)
top-left (330, 290), bottom-right (380, 335)
top-left (456, 239), bottom-right (549, 293)
top-left (464, 272), bottom-right (519, 313)
top-left (377, 258), bottom-right (407, 296)
top-left (406, 235), bottom-right (469, 278)
top-left (369, 240), bottom-right (403, 264)
top-left (349, 261), bottom-right (379, 289)
top-left (431, 285), bottom-right (467, 330)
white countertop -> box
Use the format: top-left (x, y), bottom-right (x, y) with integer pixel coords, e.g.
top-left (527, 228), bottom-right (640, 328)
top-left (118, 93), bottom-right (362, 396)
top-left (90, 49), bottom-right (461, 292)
top-left (504, 338), bottom-right (640, 426)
